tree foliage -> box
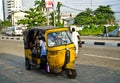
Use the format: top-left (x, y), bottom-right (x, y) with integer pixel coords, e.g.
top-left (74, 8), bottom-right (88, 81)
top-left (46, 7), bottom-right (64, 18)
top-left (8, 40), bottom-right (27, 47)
top-left (34, 0), bottom-right (45, 12)
top-left (18, 0), bottom-right (47, 27)
top-left (74, 5), bottom-right (115, 25)
top-left (0, 20), bottom-right (12, 28)
top-left (56, 2), bottom-right (63, 27)
top-left (95, 5), bottom-right (115, 24)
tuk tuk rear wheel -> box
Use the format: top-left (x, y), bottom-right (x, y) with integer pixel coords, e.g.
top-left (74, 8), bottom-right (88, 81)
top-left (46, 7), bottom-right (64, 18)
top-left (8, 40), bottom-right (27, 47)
top-left (65, 69), bottom-right (77, 79)
top-left (25, 58), bottom-right (31, 70)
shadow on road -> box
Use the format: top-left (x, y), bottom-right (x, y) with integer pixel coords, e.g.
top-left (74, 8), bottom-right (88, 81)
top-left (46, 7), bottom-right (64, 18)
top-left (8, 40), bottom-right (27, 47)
top-left (0, 53), bottom-right (120, 83)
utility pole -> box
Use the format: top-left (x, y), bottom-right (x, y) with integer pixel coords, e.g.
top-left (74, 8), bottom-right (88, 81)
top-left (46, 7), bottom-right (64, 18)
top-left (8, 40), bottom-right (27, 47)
top-left (91, 0), bottom-right (92, 9)
top-left (2, 0), bottom-right (5, 21)
top-left (47, 8), bottom-right (49, 25)
top-left (53, 0), bottom-right (55, 27)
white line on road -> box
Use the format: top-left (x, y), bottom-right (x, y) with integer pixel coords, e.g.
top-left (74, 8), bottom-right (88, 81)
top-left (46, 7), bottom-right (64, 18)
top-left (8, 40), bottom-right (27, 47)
top-left (84, 54), bottom-right (120, 61)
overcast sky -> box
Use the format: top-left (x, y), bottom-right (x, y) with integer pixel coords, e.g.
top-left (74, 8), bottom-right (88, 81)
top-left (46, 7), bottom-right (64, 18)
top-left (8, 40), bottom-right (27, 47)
top-left (0, 0), bottom-right (120, 21)
top-left (0, 0), bottom-right (3, 20)
top-left (22, 0), bottom-right (120, 20)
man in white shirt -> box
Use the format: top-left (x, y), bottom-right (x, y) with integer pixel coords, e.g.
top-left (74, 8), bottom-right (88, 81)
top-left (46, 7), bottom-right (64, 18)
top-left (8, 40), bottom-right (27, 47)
top-left (71, 28), bottom-right (80, 55)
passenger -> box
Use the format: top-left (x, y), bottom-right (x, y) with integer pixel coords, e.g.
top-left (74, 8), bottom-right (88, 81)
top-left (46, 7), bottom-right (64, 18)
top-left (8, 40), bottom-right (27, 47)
top-left (55, 33), bottom-right (62, 45)
top-left (35, 36), bottom-right (40, 47)
top-left (29, 34), bottom-right (36, 55)
top-left (38, 31), bottom-right (42, 39)
top-left (30, 36), bottom-right (40, 55)
top-left (40, 37), bottom-right (47, 57)
top-left (48, 33), bottom-right (55, 46)
top-left (39, 37), bottom-right (47, 69)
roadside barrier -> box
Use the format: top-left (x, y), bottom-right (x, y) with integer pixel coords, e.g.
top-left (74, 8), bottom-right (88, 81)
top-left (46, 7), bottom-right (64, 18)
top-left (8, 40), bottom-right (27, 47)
top-left (1, 36), bottom-right (23, 41)
top-left (0, 36), bottom-right (120, 47)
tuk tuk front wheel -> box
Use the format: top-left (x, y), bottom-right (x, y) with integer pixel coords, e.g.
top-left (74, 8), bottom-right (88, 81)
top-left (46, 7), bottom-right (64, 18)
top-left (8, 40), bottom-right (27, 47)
top-left (65, 69), bottom-right (77, 79)
top-left (25, 58), bottom-right (31, 70)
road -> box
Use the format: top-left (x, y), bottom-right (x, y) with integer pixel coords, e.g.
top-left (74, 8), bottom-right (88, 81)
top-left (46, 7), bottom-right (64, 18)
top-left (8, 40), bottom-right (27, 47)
top-left (0, 40), bottom-right (120, 83)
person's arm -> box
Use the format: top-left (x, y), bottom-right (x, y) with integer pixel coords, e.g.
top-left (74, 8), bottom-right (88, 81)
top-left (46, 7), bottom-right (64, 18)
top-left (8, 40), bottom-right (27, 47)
top-left (77, 32), bottom-right (81, 41)
top-left (39, 40), bottom-right (43, 46)
top-left (29, 42), bottom-right (35, 49)
top-left (77, 35), bottom-right (80, 40)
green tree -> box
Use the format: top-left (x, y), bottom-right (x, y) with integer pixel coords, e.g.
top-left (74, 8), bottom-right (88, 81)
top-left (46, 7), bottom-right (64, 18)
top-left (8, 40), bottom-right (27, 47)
top-left (49, 12), bottom-right (54, 26)
top-left (74, 6), bottom-right (115, 25)
top-left (0, 19), bottom-right (2, 28)
top-left (0, 20), bottom-right (12, 28)
top-left (95, 5), bottom-right (115, 25)
top-left (74, 8), bottom-right (94, 25)
top-left (18, 1), bottom-right (47, 27)
top-left (56, 2), bottom-right (63, 27)
top-left (34, 0), bottom-right (45, 12)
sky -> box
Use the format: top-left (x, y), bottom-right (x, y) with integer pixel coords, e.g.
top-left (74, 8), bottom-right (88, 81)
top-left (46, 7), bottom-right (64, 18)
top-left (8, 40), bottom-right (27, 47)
top-left (22, 0), bottom-right (120, 21)
top-left (0, 0), bottom-right (120, 21)
top-left (0, 0), bottom-right (3, 20)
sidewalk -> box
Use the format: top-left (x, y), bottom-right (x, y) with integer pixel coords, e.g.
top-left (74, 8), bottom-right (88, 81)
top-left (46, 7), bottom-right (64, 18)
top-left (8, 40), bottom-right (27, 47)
top-left (0, 35), bottom-right (120, 47)
top-left (81, 36), bottom-right (120, 47)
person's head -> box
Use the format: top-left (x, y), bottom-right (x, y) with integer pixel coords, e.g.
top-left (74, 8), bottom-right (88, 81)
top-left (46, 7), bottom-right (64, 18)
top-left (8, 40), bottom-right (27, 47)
top-left (36, 36), bottom-right (39, 39)
top-left (41, 37), bottom-right (45, 42)
top-left (72, 28), bottom-right (75, 32)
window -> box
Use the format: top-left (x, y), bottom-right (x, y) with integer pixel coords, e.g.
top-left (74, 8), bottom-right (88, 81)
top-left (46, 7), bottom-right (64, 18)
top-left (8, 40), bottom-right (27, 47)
top-left (48, 30), bottom-right (72, 47)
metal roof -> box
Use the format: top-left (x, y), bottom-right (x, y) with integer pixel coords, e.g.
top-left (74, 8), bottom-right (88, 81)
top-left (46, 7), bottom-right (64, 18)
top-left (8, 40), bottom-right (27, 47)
top-left (30, 26), bottom-right (55, 30)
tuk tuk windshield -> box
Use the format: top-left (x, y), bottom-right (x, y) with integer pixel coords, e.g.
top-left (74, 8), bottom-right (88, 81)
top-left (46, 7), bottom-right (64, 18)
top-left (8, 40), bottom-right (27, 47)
top-left (48, 30), bottom-right (72, 47)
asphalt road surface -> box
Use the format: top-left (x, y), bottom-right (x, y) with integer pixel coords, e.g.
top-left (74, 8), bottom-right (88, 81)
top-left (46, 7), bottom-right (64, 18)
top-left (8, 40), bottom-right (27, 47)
top-left (0, 40), bottom-right (120, 83)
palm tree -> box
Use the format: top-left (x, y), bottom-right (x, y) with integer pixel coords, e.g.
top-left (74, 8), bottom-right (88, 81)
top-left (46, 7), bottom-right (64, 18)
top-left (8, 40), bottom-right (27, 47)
top-left (34, 0), bottom-right (46, 12)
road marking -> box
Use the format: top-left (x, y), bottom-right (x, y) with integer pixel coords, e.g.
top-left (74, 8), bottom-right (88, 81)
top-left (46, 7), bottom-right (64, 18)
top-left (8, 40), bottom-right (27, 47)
top-left (84, 54), bottom-right (120, 61)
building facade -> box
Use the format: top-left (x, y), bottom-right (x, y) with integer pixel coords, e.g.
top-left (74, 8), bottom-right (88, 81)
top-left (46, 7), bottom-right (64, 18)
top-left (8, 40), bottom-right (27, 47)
top-left (12, 11), bottom-right (27, 25)
top-left (2, 0), bottom-right (22, 20)
top-left (7, 0), bottom-right (22, 15)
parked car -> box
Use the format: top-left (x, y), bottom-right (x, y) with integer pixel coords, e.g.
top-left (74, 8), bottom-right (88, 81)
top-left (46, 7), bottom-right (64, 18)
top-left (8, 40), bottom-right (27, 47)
top-left (5, 26), bottom-right (23, 36)
top-left (2, 28), bottom-right (7, 35)
top-left (13, 26), bottom-right (23, 36)
top-left (5, 27), bottom-right (14, 36)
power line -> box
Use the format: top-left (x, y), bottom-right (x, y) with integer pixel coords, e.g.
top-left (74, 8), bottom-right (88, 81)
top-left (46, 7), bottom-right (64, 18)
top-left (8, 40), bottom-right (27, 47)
top-left (115, 11), bottom-right (120, 13)
top-left (62, 0), bottom-right (120, 7)
top-left (62, 4), bottom-right (84, 12)
top-left (61, 3), bottom-right (120, 14)
top-left (109, 3), bottom-right (120, 6)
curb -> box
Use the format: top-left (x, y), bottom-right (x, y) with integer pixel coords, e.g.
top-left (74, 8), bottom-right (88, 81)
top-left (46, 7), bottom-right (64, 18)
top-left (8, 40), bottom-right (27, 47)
top-left (82, 41), bottom-right (120, 47)
top-left (1, 36), bottom-right (23, 41)
top-left (0, 36), bottom-right (120, 47)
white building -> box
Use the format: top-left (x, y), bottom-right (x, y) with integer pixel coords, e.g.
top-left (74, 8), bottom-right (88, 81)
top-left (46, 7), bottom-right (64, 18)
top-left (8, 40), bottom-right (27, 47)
top-left (1, 0), bottom-right (22, 20)
top-left (12, 11), bottom-right (27, 25)
top-left (7, 0), bottom-right (22, 15)
top-left (61, 13), bottom-right (77, 27)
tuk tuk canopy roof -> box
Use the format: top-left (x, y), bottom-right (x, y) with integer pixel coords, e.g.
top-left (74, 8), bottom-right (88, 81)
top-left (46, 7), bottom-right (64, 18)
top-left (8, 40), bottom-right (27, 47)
top-left (30, 26), bottom-right (55, 31)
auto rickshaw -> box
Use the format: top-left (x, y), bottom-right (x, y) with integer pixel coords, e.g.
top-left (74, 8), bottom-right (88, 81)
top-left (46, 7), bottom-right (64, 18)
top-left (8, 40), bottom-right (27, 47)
top-left (23, 26), bottom-right (77, 79)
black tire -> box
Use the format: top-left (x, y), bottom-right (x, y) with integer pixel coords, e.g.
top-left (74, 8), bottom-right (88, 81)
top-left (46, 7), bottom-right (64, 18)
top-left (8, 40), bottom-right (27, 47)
top-left (65, 69), bottom-right (77, 79)
top-left (25, 58), bottom-right (31, 70)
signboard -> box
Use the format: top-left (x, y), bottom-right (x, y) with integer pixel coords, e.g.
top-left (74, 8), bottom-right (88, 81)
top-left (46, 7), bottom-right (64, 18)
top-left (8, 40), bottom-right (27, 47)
top-left (45, 0), bottom-right (53, 8)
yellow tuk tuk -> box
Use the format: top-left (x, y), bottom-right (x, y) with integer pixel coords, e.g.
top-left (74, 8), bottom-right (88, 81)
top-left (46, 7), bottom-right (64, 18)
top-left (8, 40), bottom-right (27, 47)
top-left (23, 26), bottom-right (77, 79)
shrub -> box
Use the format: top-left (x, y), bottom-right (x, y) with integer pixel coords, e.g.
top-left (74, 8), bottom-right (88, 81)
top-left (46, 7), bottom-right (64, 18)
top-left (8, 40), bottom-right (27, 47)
top-left (78, 24), bottom-right (104, 36)
top-left (78, 24), bottom-right (118, 36)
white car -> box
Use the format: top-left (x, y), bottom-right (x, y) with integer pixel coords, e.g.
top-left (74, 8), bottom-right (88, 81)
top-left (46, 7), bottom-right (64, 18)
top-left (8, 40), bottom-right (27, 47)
top-left (5, 27), bottom-right (14, 36)
top-left (13, 26), bottom-right (23, 36)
